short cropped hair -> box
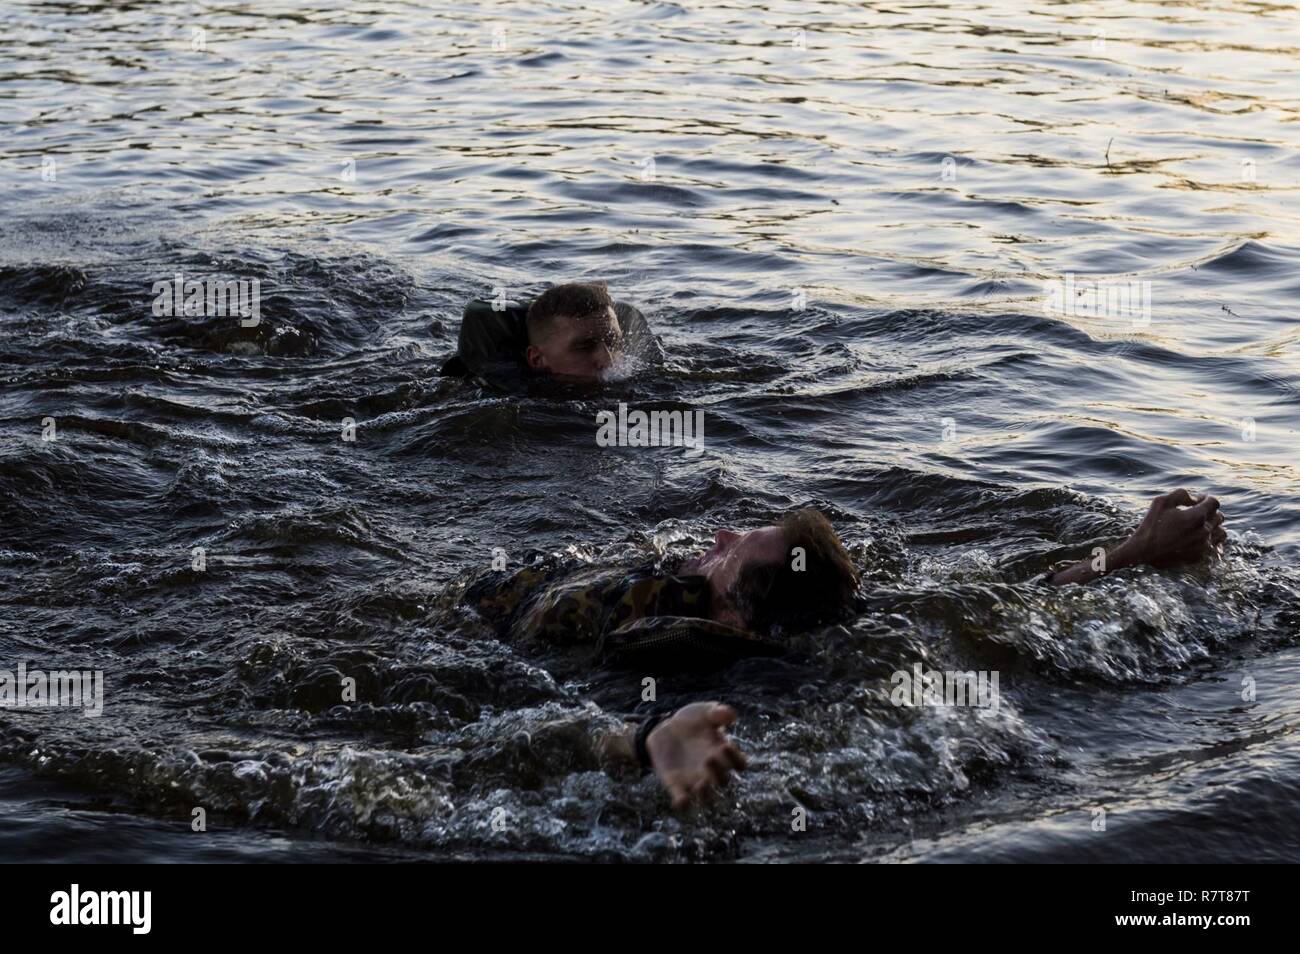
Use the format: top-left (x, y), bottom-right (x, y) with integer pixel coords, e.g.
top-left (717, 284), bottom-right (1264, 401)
top-left (526, 282), bottom-right (616, 344)
top-left (729, 508), bottom-right (859, 634)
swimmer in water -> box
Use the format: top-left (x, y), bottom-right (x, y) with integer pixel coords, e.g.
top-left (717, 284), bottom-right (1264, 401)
top-left (441, 280), bottom-right (654, 384)
top-left (468, 491), bottom-right (1228, 808)
top-left (522, 281), bottom-right (625, 381)
top-left (464, 507), bottom-right (858, 810)
top-left (464, 508), bottom-right (858, 663)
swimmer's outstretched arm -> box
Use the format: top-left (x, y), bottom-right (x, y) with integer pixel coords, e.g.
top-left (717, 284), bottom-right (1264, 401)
top-left (1045, 489), bottom-right (1226, 586)
top-left (601, 702), bottom-right (748, 810)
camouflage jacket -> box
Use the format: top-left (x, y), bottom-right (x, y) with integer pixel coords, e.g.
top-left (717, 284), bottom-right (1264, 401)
top-left (463, 556), bottom-right (783, 668)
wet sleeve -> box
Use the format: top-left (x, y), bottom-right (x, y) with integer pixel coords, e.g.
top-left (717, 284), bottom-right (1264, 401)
top-left (463, 564), bottom-right (553, 631)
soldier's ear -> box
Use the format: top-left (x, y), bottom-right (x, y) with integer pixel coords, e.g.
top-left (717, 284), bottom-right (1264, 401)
top-left (525, 345), bottom-right (547, 371)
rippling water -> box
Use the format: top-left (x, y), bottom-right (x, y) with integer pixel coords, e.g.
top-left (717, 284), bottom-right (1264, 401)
top-left (2, 0), bottom-right (1298, 863)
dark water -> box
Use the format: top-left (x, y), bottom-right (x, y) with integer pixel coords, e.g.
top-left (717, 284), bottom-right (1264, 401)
top-left (2, 0), bottom-right (1298, 863)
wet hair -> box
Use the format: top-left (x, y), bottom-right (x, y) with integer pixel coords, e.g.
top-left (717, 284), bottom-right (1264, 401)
top-left (526, 282), bottom-right (616, 345)
top-left (728, 508), bottom-right (859, 635)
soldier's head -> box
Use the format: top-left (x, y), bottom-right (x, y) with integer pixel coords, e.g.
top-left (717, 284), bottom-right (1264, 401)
top-left (687, 508), bottom-right (859, 634)
top-left (525, 282), bottom-right (623, 381)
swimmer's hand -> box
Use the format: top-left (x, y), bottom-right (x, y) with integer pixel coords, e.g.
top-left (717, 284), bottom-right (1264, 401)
top-left (1047, 489), bottom-right (1226, 585)
top-left (1114, 489), bottom-right (1226, 568)
top-left (646, 702), bottom-right (748, 810)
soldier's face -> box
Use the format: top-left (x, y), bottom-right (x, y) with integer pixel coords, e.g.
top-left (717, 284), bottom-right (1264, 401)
top-left (687, 526), bottom-right (788, 603)
top-left (525, 308), bottom-right (623, 381)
